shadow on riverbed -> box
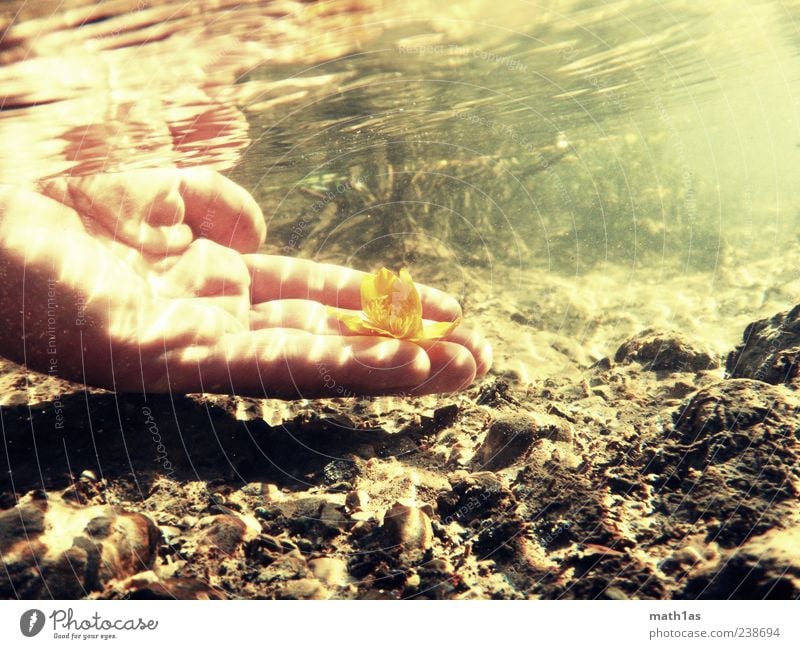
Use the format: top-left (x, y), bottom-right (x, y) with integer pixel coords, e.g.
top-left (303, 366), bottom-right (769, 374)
top-left (0, 392), bottom-right (432, 503)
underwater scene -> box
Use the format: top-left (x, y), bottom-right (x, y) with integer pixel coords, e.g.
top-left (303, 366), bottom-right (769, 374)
top-left (1, 0), bottom-right (800, 602)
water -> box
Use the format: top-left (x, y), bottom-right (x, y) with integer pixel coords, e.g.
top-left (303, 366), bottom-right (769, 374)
top-left (3, 0), bottom-right (800, 376)
top-left (232, 0), bottom-right (800, 274)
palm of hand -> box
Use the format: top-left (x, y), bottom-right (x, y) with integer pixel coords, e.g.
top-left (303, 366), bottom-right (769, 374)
top-left (0, 169), bottom-right (490, 398)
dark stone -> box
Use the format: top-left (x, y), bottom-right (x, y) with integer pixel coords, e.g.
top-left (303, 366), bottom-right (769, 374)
top-left (0, 503), bottom-right (45, 554)
top-left (645, 380), bottom-right (800, 547)
top-left (433, 404), bottom-right (460, 429)
top-left (590, 357), bottom-right (612, 371)
top-left (476, 413), bottom-right (573, 470)
top-left (614, 328), bottom-right (718, 372)
top-left (477, 416), bottom-right (534, 470)
top-left (726, 304), bottom-right (800, 385)
top-left (321, 459), bottom-right (358, 486)
top-left (438, 472), bottom-right (514, 525)
top-left (85, 515), bottom-right (114, 539)
top-left (203, 515), bottom-right (247, 554)
top-left (681, 526), bottom-right (800, 598)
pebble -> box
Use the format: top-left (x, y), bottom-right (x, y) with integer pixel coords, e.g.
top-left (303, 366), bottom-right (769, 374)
top-left (382, 503), bottom-right (433, 555)
top-left (279, 577), bottom-right (328, 600)
top-left (345, 489), bottom-right (369, 512)
top-left (201, 513), bottom-right (260, 554)
top-left (425, 558), bottom-right (453, 574)
top-left (308, 557), bottom-right (348, 587)
top-left (295, 538), bottom-right (315, 554)
top-left (433, 403), bottom-right (460, 429)
top-left (476, 413), bottom-right (574, 470)
top-left (481, 417), bottom-right (536, 464)
top-left (446, 444), bottom-right (470, 468)
top-left (405, 571), bottom-right (421, 589)
top-left (673, 546), bottom-right (704, 567)
top-left (318, 502), bottom-right (348, 534)
top-left (201, 515), bottom-right (247, 554)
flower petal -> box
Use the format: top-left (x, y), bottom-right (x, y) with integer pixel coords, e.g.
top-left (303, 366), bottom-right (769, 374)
top-left (362, 267), bottom-right (394, 304)
top-left (398, 268), bottom-right (422, 311)
top-left (419, 318), bottom-right (462, 341)
top-left (329, 268), bottom-right (459, 342)
top-left (326, 307), bottom-right (377, 335)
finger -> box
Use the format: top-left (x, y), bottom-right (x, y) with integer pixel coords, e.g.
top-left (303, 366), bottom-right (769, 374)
top-left (157, 329), bottom-right (431, 399)
top-left (408, 340), bottom-right (477, 396)
top-left (244, 254), bottom-right (462, 322)
top-left (37, 172), bottom-right (194, 255)
top-left (178, 168), bottom-right (266, 253)
top-left (249, 299), bottom-right (491, 377)
top-left (249, 299), bottom-right (348, 334)
top-left (439, 326), bottom-right (493, 379)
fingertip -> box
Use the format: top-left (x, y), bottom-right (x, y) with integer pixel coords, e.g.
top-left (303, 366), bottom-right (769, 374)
top-left (178, 167), bottom-right (266, 253)
top-left (476, 337), bottom-right (493, 378)
top-left (417, 283), bottom-right (463, 322)
top-left (451, 343), bottom-right (478, 388)
top-left (444, 326), bottom-right (492, 379)
top-left (441, 294), bottom-right (463, 321)
top-left (411, 340), bottom-right (477, 395)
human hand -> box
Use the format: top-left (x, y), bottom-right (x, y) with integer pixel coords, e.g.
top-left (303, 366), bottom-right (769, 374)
top-left (0, 168), bottom-right (491, 398)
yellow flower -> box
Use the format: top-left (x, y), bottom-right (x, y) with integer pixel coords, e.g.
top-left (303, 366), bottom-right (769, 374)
top-left (329, 267), bottom-right (460, 342)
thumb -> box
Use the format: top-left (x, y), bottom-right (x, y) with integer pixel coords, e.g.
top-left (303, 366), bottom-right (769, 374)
top-left (38, 171), bottom-right (194, 254)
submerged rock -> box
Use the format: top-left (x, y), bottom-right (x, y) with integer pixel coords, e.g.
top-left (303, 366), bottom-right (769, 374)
top-left (277, 577), bottom-right (328, 600)
top-left (0, 495), bottom-right (159, 598)
top-left (681, 526), bottom-right (800, 598)
top-left (726, 304), bottom-right (800, 386)
top-left (382, 502), bottom-right (432, 556)
top-left (438, 472), bottom-right (513, 525)
top-left (200, 513), bottom-right (260, 554)
top-left (614, 328), bottom-right (718, 372)
top-left (646, 379), bottom-right (800, 547)
top-left (475, 413), bottom-right (573, 470)
top-left (308, 557), bottom-right (349, 587)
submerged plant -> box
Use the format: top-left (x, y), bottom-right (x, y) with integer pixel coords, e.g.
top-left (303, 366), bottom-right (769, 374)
top-left (329, 267), bottom-right (460, 342)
